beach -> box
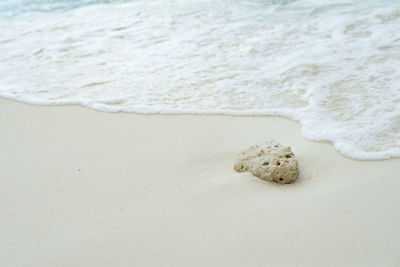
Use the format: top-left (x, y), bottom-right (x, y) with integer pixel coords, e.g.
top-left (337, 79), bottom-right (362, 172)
top-left (1, 98), bottom-right (400, 266)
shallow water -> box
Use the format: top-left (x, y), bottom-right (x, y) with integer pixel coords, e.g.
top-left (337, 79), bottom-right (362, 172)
top-left (0, 0), bottom-right (399, 159)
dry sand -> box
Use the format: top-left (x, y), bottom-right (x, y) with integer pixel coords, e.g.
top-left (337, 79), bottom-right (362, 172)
top-left (1, 98), bottom-right (400, 266)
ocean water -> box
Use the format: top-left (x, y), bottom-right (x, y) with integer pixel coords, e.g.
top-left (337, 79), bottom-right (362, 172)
top-left (0, 0), bottom-right (399, 159)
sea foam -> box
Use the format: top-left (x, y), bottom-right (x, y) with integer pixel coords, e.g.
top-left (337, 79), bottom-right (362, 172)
top-left (0, 0), bottom-right (399, 160)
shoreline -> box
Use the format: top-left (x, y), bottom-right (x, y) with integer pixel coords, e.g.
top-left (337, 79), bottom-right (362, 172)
top-left (1, 98), bottom-right (400, 266)
top-left (1, 97), bottom-right (397, 161)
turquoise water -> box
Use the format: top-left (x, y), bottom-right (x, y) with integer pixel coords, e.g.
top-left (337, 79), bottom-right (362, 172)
top-left (0, 0), bottom-right (129, 17)
top-left (0, 0), bottom-right (299, 17)
top-left (0, 0), bottom-right (399, 159)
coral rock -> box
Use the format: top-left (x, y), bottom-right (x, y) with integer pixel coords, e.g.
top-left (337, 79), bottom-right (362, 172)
top-left (234, 141), bottom-right (298, 184)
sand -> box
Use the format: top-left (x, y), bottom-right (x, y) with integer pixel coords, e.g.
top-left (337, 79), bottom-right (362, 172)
top-left (1, 98), bottom-right (400, 266)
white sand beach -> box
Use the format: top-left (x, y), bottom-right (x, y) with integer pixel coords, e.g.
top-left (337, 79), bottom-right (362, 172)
top-left (1, 98), bottom-right (400, 266)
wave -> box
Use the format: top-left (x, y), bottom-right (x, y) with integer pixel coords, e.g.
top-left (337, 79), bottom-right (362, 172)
top-left (0, 0), bottom-right (399, 160)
